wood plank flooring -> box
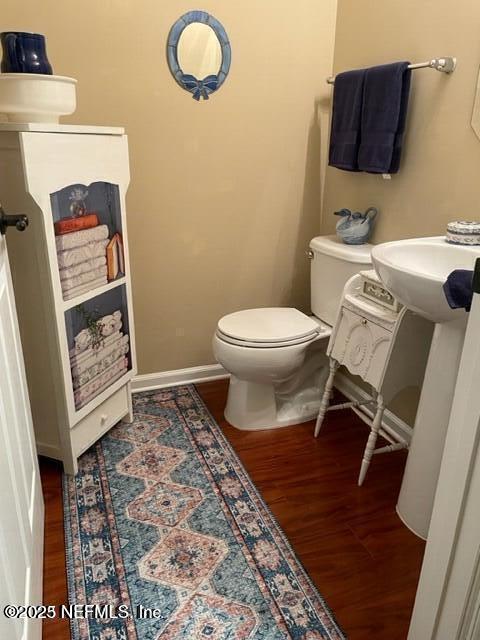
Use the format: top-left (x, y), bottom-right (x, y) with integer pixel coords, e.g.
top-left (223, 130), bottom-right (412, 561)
top-left (40, 379), bottom-right (425, 639)
top-left (40, 457), bottom-right (70, 640)
top-left (195, 380), bottom-right (425, 639)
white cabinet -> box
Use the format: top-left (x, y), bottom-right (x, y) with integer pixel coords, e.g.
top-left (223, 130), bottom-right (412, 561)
top-left (315, 272), bottom-right (433, 486)
top-left (329, 305), bottom-right (394, 389)
top-left (0, 123), bottom-right (137, 474)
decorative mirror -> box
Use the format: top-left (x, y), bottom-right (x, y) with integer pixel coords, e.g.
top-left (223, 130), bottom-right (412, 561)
top-left (166, 10), bottom-right (231, 101)
top-left (472, 66), bottom-right (480, 140)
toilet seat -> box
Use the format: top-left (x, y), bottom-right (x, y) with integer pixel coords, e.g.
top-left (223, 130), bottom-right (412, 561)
top-left (216, 328), bottom-right (319, 348)
top-left (216, 308), bottom-right (329, 348)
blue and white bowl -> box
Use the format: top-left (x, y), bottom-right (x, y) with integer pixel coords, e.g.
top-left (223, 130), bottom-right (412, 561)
top-left (446, 221), bottom-right (480, 246)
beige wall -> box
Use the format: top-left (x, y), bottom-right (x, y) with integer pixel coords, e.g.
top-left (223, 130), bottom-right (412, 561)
top-left (322, 0), bottom-right (480, 242)
top-left (1, 0), bottom-right (337, 374)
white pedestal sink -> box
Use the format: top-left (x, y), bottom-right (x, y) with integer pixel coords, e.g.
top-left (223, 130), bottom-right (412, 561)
top-left (372, 236), bottom-right (480, 539)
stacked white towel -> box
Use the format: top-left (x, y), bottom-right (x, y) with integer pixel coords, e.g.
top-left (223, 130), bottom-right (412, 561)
top-left (60, 256), bottom-right (106, 282)
top-left (63, 275), bottom-right (108, 301)
top-left (74, 357), bottom-right (128, 408)
top-left (69, 330), bottom-right (123, 365)
top-left (70, 311), bottom-right (129, 410)
top-left (57, 240), bottom-right (109, 269)
top-left (56, 225), bottom-right (109, 252)
top-left (72, 335), bottom-right (130, 388)
top-left (57, 225), bottom-right (110, 299)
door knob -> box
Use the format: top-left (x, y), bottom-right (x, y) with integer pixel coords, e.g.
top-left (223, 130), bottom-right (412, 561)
top-left (0, 204), bottom-right (29, 235)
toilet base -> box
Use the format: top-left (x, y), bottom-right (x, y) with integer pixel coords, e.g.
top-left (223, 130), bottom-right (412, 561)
top-left (224, 374), bottom-right (327, 431)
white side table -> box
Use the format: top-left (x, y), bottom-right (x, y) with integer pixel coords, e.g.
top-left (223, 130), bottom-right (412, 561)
top-left (314, 271), bottom-right (433, 485)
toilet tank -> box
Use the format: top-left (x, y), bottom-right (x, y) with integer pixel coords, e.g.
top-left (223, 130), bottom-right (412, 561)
top-left (309, 235), bottom-right (372, 325)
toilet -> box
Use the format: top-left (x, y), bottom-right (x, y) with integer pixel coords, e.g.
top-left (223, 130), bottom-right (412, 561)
top-left (213, 235), bottom-right (372, 430)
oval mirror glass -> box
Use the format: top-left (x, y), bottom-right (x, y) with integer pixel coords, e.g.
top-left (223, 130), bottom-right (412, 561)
top-left (177, 23), bottom-right (222, 80)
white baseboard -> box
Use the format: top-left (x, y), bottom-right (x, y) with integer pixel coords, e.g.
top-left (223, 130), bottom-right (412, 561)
top-left (334, 372), bottom-right (413, 444)
top-left (36, 441), bottom-right (62, 460)
top-left (131, 363), bottom-right (412, 444)
top-left (132, 364), bottom-right (229, 393)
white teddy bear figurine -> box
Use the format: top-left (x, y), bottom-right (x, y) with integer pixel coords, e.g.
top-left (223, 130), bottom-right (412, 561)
top-left (100, 310), bottom-right (122, 337)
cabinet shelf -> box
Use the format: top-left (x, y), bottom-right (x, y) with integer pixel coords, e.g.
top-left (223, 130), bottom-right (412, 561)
top-left (65, 283), bottom-right (132, 412)
top-left (62, 276), bottom-right (126, 311)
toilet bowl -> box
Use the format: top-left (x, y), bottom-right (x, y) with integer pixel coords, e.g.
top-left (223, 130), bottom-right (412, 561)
top-left (213, 235), bottom-right (372, 430)
top-left (213, 308), bottom-right (332, 429)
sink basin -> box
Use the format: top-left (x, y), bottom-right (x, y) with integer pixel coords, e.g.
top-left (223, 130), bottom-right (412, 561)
top-left (372, 236), bottom-right (480, 323)
top-left (371, 236), bottom-right (480, 538)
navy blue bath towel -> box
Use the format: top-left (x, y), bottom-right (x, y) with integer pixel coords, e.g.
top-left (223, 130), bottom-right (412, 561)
top-left (357, 61), bottom-right (411, 173)
top-left (443, 269), bottom-right (474, 312)
top-left (328, 68), bottom-right (366, 171)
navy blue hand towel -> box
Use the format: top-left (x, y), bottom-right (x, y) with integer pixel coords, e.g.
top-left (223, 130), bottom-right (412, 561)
top-left (328, 68), bottom-right (366, 171)
top-left (443, 269), bottom-right (474, 312)
top-left (357, 62), bottom-right (411, 174)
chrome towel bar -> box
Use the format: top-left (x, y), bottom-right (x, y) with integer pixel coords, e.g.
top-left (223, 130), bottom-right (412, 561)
top-left (326, 56), bottom-right (456, 85)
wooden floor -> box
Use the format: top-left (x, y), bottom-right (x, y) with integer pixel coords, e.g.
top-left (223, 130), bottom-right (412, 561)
top-left (40, 457), bottom-right (70, 640)
top-left (41, 379), bottom-right (425, 639)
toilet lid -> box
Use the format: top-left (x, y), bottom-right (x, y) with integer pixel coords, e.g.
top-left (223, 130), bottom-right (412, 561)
top-left (217, 308), bottom-right (319, 344)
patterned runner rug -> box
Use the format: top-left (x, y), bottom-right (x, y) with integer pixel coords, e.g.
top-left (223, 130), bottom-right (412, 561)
top-left (64, 385), bottom-right (345, 639)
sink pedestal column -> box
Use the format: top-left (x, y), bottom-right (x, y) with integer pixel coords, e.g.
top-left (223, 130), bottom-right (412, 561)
top-left (396, 315), bottom-right (467, 539)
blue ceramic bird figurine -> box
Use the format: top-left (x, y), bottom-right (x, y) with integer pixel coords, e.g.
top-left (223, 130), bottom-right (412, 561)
top-left (334, 207), bottom-right (378, 245)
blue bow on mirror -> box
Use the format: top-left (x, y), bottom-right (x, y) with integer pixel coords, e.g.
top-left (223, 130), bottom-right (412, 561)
top-left (181, 74), bottom-right (218, 100)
